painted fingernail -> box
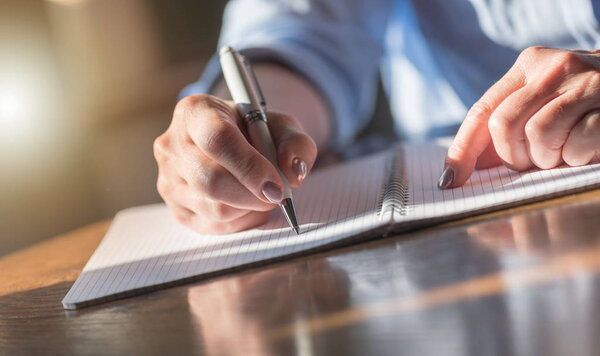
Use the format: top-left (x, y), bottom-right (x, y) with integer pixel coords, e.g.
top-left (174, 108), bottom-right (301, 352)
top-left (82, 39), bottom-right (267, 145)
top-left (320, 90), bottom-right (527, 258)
top-left (437, 165), bottom-right (455, 189)
top-left (292, 157), bottom-right (307, 183)
top-left (262, 182), bottom-right (283, 203)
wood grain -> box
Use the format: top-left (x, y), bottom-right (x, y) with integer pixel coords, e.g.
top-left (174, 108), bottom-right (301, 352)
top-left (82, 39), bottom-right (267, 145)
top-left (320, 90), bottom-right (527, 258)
top-left (0, 220), bottom-right (110, 296)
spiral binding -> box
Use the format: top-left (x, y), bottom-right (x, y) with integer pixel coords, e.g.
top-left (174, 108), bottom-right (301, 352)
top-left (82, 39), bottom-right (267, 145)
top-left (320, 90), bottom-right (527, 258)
top-left (377, 146), bottom-right (409, 219)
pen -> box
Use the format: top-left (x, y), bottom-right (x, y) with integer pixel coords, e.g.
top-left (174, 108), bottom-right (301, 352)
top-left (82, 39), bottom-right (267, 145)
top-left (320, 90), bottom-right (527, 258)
top-left (219, 46), bottom-right (300, 235)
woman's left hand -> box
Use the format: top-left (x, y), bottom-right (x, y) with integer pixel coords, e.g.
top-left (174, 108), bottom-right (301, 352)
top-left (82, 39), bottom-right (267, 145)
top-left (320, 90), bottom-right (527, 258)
top-left (440, 47), bottom-right (600, 189)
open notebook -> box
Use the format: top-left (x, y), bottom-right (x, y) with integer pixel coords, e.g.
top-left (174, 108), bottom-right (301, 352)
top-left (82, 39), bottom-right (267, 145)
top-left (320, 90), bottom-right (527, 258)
top-left (63, 140), bottom-right (600, 309)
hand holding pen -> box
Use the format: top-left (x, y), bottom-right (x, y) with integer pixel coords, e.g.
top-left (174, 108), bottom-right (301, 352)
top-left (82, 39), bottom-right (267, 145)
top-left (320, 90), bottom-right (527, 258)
top-left (219, 46), bottom-right (300, 233)
top-left (154, 48), bottom-right (319, 234)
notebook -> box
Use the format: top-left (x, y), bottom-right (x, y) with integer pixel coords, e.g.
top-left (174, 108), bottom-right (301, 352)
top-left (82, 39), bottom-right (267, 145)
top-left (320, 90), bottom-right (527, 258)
top-left (62, 139), bottom-right (600, 309)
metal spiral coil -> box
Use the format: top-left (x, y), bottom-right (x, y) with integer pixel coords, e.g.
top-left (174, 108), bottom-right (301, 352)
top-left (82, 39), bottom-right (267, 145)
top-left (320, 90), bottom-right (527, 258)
top-left (377, 146), bottom-right (409, 219)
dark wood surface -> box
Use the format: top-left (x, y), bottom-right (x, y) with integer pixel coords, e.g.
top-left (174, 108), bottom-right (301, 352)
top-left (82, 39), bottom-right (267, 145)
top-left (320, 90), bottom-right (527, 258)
top-left (2, 190), bottom-right (600, 355)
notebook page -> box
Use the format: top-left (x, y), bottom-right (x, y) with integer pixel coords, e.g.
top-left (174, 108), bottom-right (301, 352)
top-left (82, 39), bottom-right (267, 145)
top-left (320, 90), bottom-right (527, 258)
top-left (401, 141), bottom-right (600, 225)
top-left (63, 150), bottom-right (390, 309)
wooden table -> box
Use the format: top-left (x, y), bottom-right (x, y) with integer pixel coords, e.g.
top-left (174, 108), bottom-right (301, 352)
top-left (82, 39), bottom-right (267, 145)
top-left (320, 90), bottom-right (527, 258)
top-left (2, 190), bottom-right (600, 355)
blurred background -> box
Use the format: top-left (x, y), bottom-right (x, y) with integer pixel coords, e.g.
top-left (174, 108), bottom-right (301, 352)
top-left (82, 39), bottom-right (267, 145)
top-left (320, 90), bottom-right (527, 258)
top-left (0, 0), bottom-right (228, 256)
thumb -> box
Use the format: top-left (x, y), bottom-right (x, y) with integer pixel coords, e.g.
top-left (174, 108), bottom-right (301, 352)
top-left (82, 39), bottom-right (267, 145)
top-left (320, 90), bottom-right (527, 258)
top-left (267, 112), bottom-right (318, 188)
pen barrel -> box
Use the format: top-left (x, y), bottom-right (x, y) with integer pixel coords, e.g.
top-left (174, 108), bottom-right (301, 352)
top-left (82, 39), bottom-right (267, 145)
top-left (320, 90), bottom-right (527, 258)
top-left (219, 47), bottom-right (262, 114)
top-left (247, 119), bottom-right (293, 198)
top-left (219, 46), bottom-right (293, 200)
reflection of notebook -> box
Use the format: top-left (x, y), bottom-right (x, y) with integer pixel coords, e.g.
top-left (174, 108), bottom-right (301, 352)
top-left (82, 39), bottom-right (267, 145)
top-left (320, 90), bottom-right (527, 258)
top-left (62, 140), bottom-right (600, 309)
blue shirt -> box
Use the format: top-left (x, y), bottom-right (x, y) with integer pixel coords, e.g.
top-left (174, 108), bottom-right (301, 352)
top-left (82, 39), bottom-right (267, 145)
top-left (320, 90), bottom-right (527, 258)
top-left (182, 0), bottom-right (600, 150)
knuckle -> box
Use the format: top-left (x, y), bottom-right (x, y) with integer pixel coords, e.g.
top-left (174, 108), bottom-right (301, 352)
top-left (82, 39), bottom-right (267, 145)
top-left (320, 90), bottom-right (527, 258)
top-left (591, 72), bottom-right (600, 88)
top-left (551, 98), bottom-right (569, 116)
top-left (173, 212), bottom-right (189, 225)
top-left (530, 51), bottom-right (584, 91)
top-left (519, 46), bottom-right (545, 62)
top-left (467, 100), bottom-right (493, 123)
top-left (550, 51), bottom-right (579, 72)
top-left (174, 94), bottom-right (211, 117)
top-left (201, 166), bottom-right (227, 200)
top-left (156, 179), bottom-right (172, 198)
top-left (524, 120), bottom-right (564, 150)
top-left (174, 96), bottom-right (198, 117)
top-left (523, 120), bottom-right (540, 140)
top-left (208, 201), bottom-right (234, 221)
top-left (153, 134), bottom-right (169, 161)
top-left (584, 112), bottom-right (600, 134)
top-left (578, 111), bottom-right (600, 140)
top-left (178, 94), bottom-right (237, 124)
top-left (447, 139), bottom-right (471, 160)
top-left (212, 203), bottom-right (228, 220)
top-left (202, 122), bottom-right (237, 157)
top-left (487, 114), bottom-right (507, 136)
top-left (580, 72), bottom-right (600, 97)
top-left (237, 156), bottom-right (263, 183)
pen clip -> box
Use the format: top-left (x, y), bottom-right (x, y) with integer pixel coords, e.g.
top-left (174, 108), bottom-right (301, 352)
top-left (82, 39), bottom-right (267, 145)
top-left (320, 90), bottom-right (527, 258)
top-left (241, 55), bottom-right (267, 111)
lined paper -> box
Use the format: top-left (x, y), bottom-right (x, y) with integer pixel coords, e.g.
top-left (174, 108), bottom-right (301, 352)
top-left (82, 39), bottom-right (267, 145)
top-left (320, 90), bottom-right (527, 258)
top-left (63, 140), bottom-right (600, 309)
top-left (402, 141), bottom-right (600, 226)
top-left (62, 151), bottom-right (389, 309)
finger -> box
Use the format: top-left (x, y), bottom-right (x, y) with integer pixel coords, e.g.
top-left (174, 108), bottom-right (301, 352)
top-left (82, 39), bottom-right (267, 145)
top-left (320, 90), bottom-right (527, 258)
top-left (562, 110), bottom-right (600, 166)
top-left (153, 132), bottom-right (173, 168)
top-left (203, 199), bottom-right (254, 223)
top-left (158, 130), bottom-right (274, 212)
top-left (188, 210), bottom-right (271, 235)
top-left (268, 112), bottom-right (318, 187)
top-left (488, 84), bottom-right (559, 171)
top-left (182, 95), bottom-right (285, 204)
top-left (181, 149), bottom-right (274, 211)
top-left (167, 180), bottom-right (262, 222)
top-left (441, 62), bottom-right (526, 188)
top-left (525, 89), bottom-right (598, 169)
top-left (192, 116), bottom-right (284, 203)
top-left (475, 142), bottom-right (503, 170)
top-left (158, 139), bottom-right (274, 213)
top-left (165, 201), bottom-right (196, 226)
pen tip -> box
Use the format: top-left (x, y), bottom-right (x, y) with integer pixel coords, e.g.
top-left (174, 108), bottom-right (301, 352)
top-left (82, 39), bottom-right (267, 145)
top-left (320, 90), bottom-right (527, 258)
top-left (280, 198), bottom-right (300, 235)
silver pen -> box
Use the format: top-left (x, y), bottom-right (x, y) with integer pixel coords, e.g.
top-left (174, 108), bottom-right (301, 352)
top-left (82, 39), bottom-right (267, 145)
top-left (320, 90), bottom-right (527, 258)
top-left (219, 46), bottom-right (300, 234)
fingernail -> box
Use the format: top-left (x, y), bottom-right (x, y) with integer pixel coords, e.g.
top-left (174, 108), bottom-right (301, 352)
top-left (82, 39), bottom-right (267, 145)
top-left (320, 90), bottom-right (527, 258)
top-left (262, 182), bottom-right (283, 203)
top-left (292, 157), bottom-right (307, 183)
top-left (437, 165), bottom-right (455, 189)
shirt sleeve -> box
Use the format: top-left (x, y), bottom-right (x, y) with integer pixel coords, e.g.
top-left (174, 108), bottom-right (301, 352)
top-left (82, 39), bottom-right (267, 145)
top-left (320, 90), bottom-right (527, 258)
top-left (180, 0), bottom-right (393, 150)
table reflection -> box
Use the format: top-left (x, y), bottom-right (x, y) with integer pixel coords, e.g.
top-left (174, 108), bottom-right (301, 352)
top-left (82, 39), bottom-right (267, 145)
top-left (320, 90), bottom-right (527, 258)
top-left (468, 198), bottom-right (600, 255)
top-left (187, 260), bottom-right (350, 355)
top-left (186, 197), bottom-right (600, 356)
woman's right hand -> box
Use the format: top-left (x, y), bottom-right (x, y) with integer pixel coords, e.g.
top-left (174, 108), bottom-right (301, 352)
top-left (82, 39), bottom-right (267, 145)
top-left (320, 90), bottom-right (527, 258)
top-left (153, 94), bottom-right (317, 234)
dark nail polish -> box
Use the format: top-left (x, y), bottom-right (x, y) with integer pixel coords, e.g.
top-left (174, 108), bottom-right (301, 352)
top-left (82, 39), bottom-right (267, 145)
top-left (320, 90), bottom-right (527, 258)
top-left (437, 165), bottom-right (455, 189)
top-left (292, 157), bottom-right (307, 183)
top-left (261, 182), bottom-right (283, 203)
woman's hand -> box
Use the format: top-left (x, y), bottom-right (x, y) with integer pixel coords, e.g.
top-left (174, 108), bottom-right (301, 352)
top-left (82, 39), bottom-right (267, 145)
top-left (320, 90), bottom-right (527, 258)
top-left (154, 94), bottom-right (317, 234)
top-left (440, 47), bottom-right (600, 189)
